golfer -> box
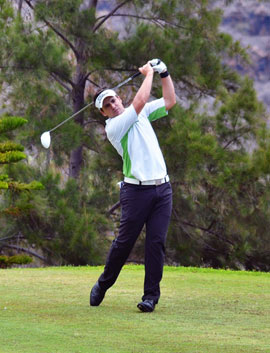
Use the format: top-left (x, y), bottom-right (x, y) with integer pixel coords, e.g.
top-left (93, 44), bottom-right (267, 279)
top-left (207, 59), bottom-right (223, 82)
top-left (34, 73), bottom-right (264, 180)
top-left (90, 59), bottom-right (176, 312)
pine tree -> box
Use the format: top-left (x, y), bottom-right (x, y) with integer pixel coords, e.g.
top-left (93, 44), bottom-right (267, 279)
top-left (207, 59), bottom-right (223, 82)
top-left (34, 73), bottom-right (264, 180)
top-left (0, 114), bottom-right (43, 265)
top-left (0, 113), bottom-right (110, 265)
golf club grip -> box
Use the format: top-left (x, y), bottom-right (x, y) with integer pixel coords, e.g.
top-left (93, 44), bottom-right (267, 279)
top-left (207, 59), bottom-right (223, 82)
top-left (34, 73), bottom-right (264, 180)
top-left (131, 60), bottom-right (159, 80)
top-left (130, 60), bottom-right (159, 80)
top-left (131, 71), bottom-right (141, 80)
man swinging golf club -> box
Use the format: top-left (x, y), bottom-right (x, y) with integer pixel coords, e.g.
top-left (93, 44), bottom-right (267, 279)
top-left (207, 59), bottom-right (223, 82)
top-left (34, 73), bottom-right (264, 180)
top-left (90, 59), bottom-right (176, 312)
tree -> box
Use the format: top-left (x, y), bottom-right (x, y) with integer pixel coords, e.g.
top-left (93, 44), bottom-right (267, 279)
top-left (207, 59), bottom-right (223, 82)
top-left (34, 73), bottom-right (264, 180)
top-left (0, 113), bottom-right (43, 264)
top-left (0, 112), bottom-right (110, 265)
top-left (0, 125), bottom-right (111, 265)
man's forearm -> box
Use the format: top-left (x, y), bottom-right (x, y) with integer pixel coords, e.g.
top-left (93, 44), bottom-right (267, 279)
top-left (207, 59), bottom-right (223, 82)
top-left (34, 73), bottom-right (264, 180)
top-left (132, 71), bottom-right (154, 114)
top-left (162, 75), bottom-right (176, 111)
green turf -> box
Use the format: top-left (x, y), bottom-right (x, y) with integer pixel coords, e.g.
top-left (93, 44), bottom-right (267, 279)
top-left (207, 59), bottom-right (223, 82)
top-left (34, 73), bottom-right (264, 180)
top-left (0, 265), bottom-right (269, 353)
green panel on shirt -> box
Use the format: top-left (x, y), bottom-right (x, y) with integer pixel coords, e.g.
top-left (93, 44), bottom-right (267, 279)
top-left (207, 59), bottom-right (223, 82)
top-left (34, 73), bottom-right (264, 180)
top-left (148, 106), bottom-right (167, 122)
top-left (121, 132), bottom-right (134, 178)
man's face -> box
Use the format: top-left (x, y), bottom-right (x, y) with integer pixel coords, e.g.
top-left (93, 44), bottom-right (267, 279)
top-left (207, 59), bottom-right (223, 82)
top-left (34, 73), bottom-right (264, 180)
top-left (101, 95), bottom-right (125, 118)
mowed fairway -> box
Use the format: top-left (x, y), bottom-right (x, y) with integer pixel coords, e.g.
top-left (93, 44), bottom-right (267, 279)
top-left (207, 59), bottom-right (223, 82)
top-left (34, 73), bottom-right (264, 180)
top-left (0, 265), bottom-right (269, 353)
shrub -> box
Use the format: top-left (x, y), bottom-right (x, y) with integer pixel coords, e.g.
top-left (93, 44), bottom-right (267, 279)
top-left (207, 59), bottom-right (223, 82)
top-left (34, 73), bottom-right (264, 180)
top-left (0, 254), bottom-right (33, 268)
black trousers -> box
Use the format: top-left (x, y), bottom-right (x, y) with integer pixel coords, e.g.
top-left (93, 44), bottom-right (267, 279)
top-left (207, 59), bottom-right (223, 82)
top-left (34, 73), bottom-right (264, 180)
top-left (98, 181), bottom-right (172, 304)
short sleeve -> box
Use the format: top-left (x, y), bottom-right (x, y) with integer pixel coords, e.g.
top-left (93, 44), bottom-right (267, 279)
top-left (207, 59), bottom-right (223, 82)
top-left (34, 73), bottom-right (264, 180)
top-left (105, 105), bottom-right (138, 142)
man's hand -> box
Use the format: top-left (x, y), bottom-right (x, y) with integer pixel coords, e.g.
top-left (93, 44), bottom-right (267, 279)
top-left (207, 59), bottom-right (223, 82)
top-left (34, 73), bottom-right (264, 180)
top-left (133, 62), bottom-right (154, 115)
top-left (149, 59), bottom-right (167, 74)
top-left (139, 62), bottom-right (154, 76)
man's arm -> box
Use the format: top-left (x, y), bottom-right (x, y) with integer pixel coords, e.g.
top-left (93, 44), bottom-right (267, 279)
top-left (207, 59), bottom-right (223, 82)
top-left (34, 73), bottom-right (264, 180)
top-left (151, 59), bottom-right (176, 111)
top-left (132, 62), bottom-right (154, 115)
top-left (161, 74), bottom-right (176, 111)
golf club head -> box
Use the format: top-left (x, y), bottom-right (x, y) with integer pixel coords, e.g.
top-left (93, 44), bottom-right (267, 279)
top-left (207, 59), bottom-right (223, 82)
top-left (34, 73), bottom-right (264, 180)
top-left (41, 131), bottom-right (51, 149)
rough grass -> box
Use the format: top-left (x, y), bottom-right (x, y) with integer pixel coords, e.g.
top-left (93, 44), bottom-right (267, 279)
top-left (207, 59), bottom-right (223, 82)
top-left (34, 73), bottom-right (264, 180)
top-left (0, 265), bottom-right (270, 353)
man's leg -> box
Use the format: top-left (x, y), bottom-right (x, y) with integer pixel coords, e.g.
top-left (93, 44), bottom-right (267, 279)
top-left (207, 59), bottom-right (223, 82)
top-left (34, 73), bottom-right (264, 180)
top-left (98, 217), bottom-right (145, 291)
top-left (142, 182), bottom-right (172, 304)
top-left (92, 184), bottom-right (155, 298)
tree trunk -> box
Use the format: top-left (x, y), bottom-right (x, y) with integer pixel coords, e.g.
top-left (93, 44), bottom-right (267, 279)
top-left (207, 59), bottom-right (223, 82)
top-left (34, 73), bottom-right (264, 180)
top-left (69, 78), bottom-right (86, 178)
top-left (69, 39), bottom-right (86, 179)
top-left (18, 0), bottom-right (23, 15)
top-left (68, 0), bottom-right (97, 178)
top-left (69, 145), bottom-right (83, 178)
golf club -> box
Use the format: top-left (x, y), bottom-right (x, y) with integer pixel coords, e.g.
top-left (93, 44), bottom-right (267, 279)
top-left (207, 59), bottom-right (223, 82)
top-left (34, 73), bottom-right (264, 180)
top-left (40, 59), bottom-right (160, 149)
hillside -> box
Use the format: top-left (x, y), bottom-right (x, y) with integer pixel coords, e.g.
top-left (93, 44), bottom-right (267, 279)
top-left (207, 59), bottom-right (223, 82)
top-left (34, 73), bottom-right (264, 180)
top-left (217, 0), bottom-right (270, 111)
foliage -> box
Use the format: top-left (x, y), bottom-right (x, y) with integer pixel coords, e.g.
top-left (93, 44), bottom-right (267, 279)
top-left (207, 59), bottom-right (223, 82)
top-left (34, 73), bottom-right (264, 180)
top-left (1, 165), bottom-right (111, 265)
top-left (0, 116), bottom-right (28, 133)
top-left (0, 114), bottom-right (43, 191)
top-left (162, 78), bottom-right (270, 270)
top-left (0, 113), bottom-right (44, 262)
top-left (0, 254), bottom-right (32, 268)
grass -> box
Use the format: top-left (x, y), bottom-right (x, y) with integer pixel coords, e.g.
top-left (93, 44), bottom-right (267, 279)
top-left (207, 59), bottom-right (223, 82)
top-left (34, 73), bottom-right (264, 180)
top-left (0, 265), bottom-right (270, 353)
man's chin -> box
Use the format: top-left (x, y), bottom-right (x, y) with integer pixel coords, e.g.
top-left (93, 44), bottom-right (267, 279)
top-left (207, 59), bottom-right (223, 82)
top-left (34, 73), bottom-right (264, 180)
top-left (111, 110), bottom-right (123, 118)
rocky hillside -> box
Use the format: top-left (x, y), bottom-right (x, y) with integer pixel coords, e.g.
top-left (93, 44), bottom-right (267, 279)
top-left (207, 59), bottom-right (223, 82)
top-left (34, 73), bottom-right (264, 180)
top-left (99, 0), bottom-right (270, 111)
top-left (217, 0), bottom-right (270, 112)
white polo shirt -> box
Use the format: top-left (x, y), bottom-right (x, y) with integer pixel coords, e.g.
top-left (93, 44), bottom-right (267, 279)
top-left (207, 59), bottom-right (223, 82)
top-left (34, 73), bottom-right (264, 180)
top-left (105, 98), bottom-right (168, 181)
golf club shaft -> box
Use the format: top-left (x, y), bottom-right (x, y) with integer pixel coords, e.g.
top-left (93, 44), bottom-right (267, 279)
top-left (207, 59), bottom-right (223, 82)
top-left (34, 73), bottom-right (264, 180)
top-left (49, 71), bottom-right (141, 133)
top-left (50, 101), bottom-right (94, 133)
top-left (112, 71), bottom-right (141, 90)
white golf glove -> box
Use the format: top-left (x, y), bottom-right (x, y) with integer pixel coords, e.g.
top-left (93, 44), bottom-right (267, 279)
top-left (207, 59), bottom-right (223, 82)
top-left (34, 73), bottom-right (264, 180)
top-left (149, 58), bottom-right (167, 74)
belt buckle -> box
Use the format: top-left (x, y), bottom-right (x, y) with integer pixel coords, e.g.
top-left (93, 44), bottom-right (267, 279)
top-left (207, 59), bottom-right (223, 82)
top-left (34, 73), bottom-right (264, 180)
top-left (155, 179), bottom-right (162, 186)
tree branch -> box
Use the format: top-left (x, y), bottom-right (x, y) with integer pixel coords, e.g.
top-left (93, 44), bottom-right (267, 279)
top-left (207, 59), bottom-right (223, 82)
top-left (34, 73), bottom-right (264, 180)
top-left (181, 220), bottom-right (234, 245)
top-left (0, 65), bottom-right (35, 70)
top-left (50, 72), bottom-right (72, 92)
top-left (222, 129), bottom-right (250, 150)
top-left (0, 234), bottom-right (23, 242)
top-left (83, 119), bottom-right (102, 127)
top-left (86, 77), bottom-right (100, 88)
top-left (172, 208), bottom-right (234, 245)
top-left (181, 77), bottom-right (216, 97)
top-left (1, 243), bottom-right (48, 262)
top-left (82, 70), bottom-right (102, 87)
top-left (171, 210), bottom-right (221, 254)
top-left (96, 13), bottom-right (188, 30)
top-left (23, 0), bottom-right (80, 59)
top-left (84, 117), bottom-right (105, 127)
top-left (93, 0), bottom-right (132, 32)
top-left (108, 201), bottom-right (121, 215)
